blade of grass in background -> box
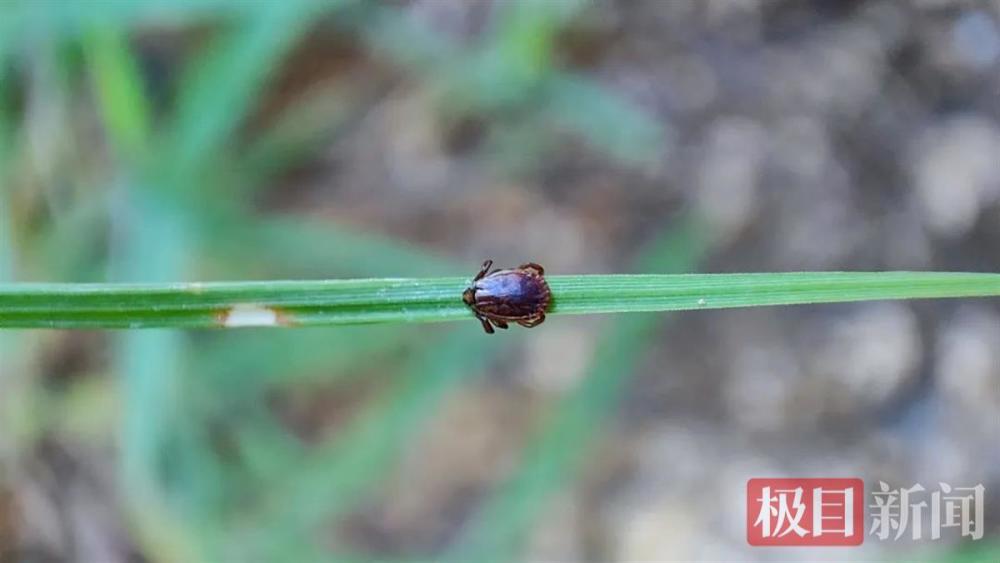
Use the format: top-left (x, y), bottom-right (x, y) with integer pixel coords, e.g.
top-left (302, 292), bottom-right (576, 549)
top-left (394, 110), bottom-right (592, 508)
top-left (447, 217), bottom-right (709, 560)
top-left (0, 55), bottom-right (14, 286)
top-left (112, 189), bottom-right (199, 559)
top-left (1, 271), bottom-right (1000, 329)
top-left (164, 0), bottom-right (317, 182)
top-left (83, 27), bottom-right (152, 160)
top-left (83, 24), bottom-right (201, 559)
top-left (0, 1), bottom-right (276, 44)
top-left (0, 49), bottom-right (23, 461)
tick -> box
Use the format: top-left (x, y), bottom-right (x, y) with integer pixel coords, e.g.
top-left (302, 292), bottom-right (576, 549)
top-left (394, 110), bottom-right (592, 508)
top-left (462, 260), bottom-right (551, 334)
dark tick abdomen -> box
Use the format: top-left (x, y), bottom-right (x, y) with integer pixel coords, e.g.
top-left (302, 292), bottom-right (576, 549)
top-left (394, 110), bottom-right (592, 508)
top-left (474, 273), bottom-right (549, 318)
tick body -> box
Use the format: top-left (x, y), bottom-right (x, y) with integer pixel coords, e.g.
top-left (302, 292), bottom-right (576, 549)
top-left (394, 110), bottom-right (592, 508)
top-left (462, 260), bottom-right (550, 334)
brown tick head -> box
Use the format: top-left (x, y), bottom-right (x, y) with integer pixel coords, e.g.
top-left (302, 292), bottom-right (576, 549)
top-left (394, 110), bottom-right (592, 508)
top-left (462, 287), bottom-right (476, 306)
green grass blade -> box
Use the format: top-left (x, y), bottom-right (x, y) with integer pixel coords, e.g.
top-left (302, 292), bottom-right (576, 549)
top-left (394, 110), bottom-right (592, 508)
top-left (0, 271), bottom-right (999, 329)
top-left (164, 0), bottom-right (316, 178)
top-left (0, 1), bottom-right (278, 45)
top-left (0, 86), bottom-right (24, 457)
top-left (110, 188), bottom-right (198, 558)
top-left (82, 27), bottom-right (152, 159)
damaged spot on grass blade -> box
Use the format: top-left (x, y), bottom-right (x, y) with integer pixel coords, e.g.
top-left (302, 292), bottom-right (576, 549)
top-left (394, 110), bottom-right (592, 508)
top-left (218, 304), bottom-right (292, 328)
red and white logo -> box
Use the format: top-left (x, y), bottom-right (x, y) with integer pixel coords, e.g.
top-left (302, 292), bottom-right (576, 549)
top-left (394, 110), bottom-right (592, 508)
top-left (747, 478), bottom-right (864, 546)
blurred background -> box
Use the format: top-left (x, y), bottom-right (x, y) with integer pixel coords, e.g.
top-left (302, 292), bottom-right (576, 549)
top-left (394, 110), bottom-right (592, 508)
top-left (1, 0), bottom-right (999, 560)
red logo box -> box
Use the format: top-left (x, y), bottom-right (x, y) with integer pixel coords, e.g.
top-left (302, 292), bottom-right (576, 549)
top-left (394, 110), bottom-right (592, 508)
top-left (747, 478), bottom-right (864, 546)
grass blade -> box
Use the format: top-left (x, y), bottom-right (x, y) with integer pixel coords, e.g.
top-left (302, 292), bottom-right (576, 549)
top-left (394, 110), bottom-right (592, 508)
top-left (0, 271), bottom-right (999, 329)
top-left (164, 0), bottom-right (316, 179)
top-left (82, 27), bottom-right (152, 159)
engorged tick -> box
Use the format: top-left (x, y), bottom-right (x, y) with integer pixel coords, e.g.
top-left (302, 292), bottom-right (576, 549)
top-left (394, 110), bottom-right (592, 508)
top-left (462, 260), bottom-right (551, 334)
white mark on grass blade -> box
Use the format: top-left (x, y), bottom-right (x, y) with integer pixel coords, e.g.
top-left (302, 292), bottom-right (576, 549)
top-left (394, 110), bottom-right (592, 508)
top-left (222, 304), bottom-right (280, 328)
top-left (697, 298), bottom-right (707, 307)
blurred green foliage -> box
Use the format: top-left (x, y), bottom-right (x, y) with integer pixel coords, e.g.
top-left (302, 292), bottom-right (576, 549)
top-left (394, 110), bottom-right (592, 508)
top-left (0, 1), bottom-right (681, 559)
top-left (2, 1), bottom-right (997, 561)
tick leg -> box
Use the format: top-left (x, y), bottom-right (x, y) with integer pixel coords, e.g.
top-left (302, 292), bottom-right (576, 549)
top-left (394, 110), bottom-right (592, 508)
top-left (518, 262), bottom-right (544, 276)
top-left (517, 312), bottom-right (545, 328)
top-left (492, 319), bottom-right (509, 330)
top-left (474, 259), bottom-right (494, 282)
top-left (478, 315), bottom-right (495, 334)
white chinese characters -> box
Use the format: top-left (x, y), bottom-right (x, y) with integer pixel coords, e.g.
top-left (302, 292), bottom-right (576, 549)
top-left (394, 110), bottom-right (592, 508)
top-left (870, 481), bottom-right (984, 541)
top-left (748, 479), bottom-right (863, 546)
top-left (755, 485), bottom-right (857, 538)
